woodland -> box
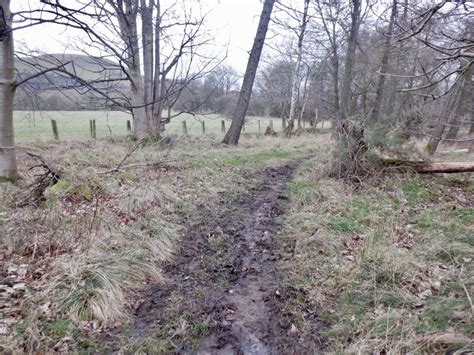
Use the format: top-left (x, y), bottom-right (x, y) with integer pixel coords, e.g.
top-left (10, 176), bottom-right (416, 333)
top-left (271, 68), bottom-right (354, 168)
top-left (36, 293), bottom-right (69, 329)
top-left (0, 0), bottom-right (473, 353)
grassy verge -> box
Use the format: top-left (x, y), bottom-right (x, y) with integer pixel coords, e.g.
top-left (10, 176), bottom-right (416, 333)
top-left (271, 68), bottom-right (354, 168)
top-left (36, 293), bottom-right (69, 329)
top-left (277, 152), bottom-right (474, 352)
top-left (0, 133), bottom-right (322, 352)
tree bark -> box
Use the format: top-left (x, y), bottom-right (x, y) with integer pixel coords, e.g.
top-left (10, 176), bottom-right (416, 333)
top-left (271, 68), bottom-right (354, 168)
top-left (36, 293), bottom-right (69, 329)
top-left (444, 63), bottom-right (473, 143)
top-left (426, 87), bottom-right (458, 155)
top-left (286, 0), bottom-right (310, 136)
top-left (152, 1), bottom-right (163, 134)
top-left (370, 0), bottom-right (397, 125)
top-left (141, 0), bottom-right (154, 129)
top-left (223, 0), bottom-right (276, 145)
top-left (335, 0), bottom-right (361, 138)
top-left (113, 0), bottom-right (149, 139)
top-left (0, 0), bottom-right (17, 179)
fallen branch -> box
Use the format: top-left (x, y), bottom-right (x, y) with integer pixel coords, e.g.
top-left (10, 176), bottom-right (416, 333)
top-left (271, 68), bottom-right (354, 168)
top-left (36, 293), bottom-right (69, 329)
top-left (383, 159), bottom-right (474, 174)
top-left (26, 152), bottom-right (61, 180)
top-left (17, 152), bottom-right (61, 207)
top-left (97, 158), bottom-right (182, 174)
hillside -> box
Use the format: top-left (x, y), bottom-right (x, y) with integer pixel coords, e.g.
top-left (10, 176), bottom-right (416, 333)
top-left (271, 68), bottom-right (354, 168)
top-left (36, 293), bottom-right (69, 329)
top-left (15, 53), bottom-right (124, 82)
top-left (14, 54), bottom-right (128, 110)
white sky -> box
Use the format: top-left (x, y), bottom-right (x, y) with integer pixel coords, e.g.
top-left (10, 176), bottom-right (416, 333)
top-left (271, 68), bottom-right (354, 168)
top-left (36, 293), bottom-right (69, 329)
top-left (12, 0), bottom-right (266, 74)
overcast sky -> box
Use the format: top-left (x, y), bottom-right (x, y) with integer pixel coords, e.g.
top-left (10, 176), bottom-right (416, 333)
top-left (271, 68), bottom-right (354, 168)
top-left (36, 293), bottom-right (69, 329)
top-left (12, 0), bottom-right (267, 74)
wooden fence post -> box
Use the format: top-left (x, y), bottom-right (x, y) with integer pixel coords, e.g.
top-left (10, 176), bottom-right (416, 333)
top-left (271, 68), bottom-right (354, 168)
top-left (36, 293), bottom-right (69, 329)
top-left (258, 120), bottom-right (261, 135)
top-left (182, 121), bottom-right (188, 134)
top-left (90, 119), bottom-right (96, 139)
top-left (126, 120), bottom-right (132, 133)
top-left (221, 120), bottom-right (225, 133)
top-left (269, 120), bottom-right (273, 130)
top-left (51, 119), bottom-right (59, 141)
top-left (201, 121), bottom-right (205, 134)
top-left (282, 119), bottom-right (286, 130)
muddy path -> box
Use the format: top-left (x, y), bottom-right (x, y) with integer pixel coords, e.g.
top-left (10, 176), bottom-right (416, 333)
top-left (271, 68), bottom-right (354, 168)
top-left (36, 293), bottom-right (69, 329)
top-left (112, 159), bottom-right (322, 353)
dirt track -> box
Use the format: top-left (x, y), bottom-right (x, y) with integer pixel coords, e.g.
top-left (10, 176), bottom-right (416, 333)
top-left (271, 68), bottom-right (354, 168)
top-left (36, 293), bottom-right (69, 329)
top-left (119, 160), bottom-right (322, 353)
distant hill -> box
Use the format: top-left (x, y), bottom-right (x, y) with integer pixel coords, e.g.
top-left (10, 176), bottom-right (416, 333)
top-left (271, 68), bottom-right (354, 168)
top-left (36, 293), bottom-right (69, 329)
top-left (14, 54), bottom-right (128, 111)
top-left (15, 53), bottom-right (124, 82)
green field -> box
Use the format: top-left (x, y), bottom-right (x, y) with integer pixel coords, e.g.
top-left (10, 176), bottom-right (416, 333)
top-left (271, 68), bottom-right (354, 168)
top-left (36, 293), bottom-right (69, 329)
top-left (13, 111), bottom-right (328, 142)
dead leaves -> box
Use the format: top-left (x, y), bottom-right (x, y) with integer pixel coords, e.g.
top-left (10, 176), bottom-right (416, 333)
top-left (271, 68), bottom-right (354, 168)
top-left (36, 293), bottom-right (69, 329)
top-left (0, 264), bottom-right (30, 338)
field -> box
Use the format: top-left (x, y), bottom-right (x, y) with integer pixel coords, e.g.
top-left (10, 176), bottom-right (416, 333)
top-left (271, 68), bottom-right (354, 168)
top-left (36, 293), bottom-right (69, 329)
top-left (13, 111), bottom-right (329, 141)
top-left (1, 131), bottom-right (472, 353)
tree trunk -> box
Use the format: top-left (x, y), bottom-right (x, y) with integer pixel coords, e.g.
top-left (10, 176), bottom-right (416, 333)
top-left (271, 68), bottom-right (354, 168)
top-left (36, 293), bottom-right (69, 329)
top-left (0, 0), bottom-right (17, 179)
top-left (141, 0), bottom-right (154, 128)
top-left (286, 0), bottom-right (310, 136)
top-left (114, 1), bottom-right (149, 139)
top-left (444, 63), bottom-right (473, 143)
top-left (335, 0), bottom-right (361, 138)
top-left (426, 88), bottom-right (458, 155)
top-left (370, 0), bottom-right (397, 125)
top-left (330, 33), bottom-right (340, 122)
top-left (223, 0), bottom-right (276, 145)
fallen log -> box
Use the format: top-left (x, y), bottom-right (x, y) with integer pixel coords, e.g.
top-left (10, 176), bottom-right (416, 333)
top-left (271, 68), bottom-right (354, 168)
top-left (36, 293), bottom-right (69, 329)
top-left (414, 162), bottom-right (474, 174)
top-left (384, 160), bottom-right (474, 174)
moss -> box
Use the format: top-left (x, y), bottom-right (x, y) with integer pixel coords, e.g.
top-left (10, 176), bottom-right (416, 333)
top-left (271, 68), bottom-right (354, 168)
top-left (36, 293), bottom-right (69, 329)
top-left (119, 171), bottom-right (138, 182)
top-left (0, 175), bottom-right (20, 184)
top-left (45, 176), bottom-right (109, 204)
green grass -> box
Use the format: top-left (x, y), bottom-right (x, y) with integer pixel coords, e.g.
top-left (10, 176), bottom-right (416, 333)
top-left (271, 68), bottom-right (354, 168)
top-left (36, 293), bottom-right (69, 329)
top-left (401, 180), bottom-right (440, 203)
top-left (14, 111), bottom-right (330, 142)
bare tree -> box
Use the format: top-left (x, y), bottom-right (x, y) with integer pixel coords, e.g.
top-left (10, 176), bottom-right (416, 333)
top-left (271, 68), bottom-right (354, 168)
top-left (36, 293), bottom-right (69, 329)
top-left (369, 0), bottom-right (398, 125)
top-left (18, 0), bottom-right (218, 139)
top-left (335, 0), bottom-right (362, 138)
top-left (282, 0), bottom-right (310, 136)
top-left (223, 0), bottom-right (276, 145)
top-left (314, 0), bottom-right (347, 121)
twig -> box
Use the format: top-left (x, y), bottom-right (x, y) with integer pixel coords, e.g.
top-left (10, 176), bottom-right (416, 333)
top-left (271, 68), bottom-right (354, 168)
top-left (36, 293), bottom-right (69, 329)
top-left (114, 139), bottom-right (146, 172)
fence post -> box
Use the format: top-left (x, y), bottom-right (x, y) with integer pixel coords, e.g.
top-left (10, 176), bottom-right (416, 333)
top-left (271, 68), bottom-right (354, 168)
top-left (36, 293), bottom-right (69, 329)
top-left (258, 120), bottom-right (261, 136)
top-left (282, 119), bottom-right (286, 130)
top-left (182, 121), bottom-right (188, 134)
top-left (201, 121), bottom-right (205, 134)
top-left (90, 119), bottom-right (96, 139)
top-left (126, 120), bottom-right (132, 133)
top-left (303, 120), bottom-right (306, 129)
top-left (221, 120), bottom-right (225, 133)
top-left (51, 119), bottom-right (59, 141)
top-left (269, 120), bottom-right (273, 130)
